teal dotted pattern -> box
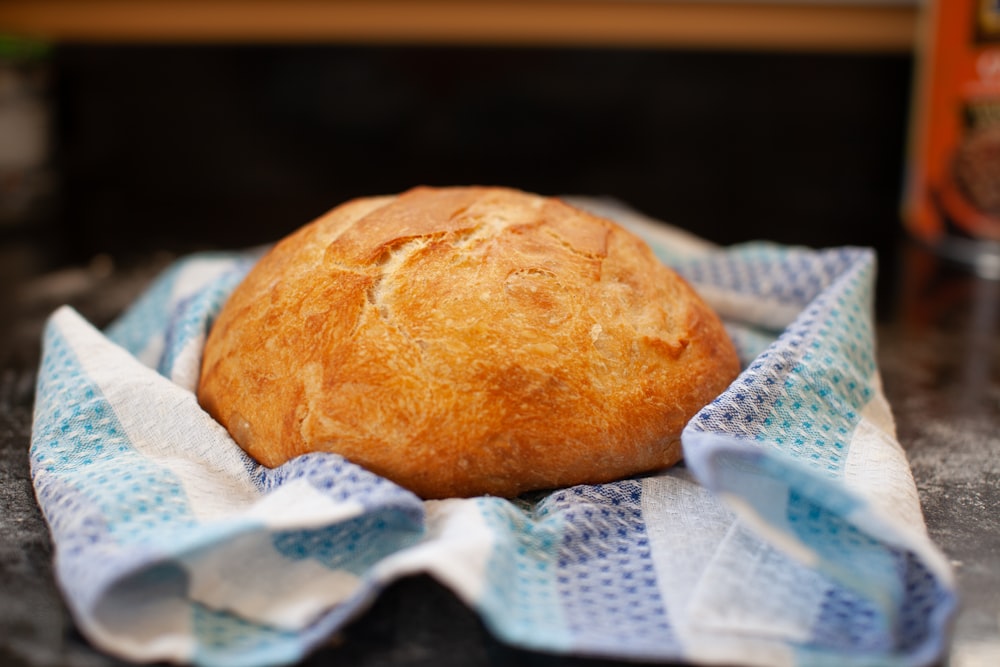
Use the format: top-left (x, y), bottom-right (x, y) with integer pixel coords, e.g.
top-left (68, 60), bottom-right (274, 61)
top-left (29, 319), bottom-right (198, 614)
top-left (683, 247), bottom-right (955, 664)
top-left (540, 482), bottom-right (675, 656)
top-left (810, 581), bottom-right (888, 653)
top-left (273, 513), bottom-right (420, 577)
top-left (895, 550), bottom-right (951, 654)
top-left (786, 487), bottom-right (899, 601)
top-left (31, 322), bottom-right (197, 547)
top-left (192, 604), bottom-right (303, 667)
top-left (104, 260), bottom-right (187, 357)
top-left (691, 249), bottom-right (877, 477)
top-left (158, 266), bottom-right (250, 380)
top-left (259, 452), bottom-right (423, 512)
top-left (265, 454), bottom-right (425, 576)
top-left (803, 545), bottom-right (950, 661)
top-left (475, 496), bottom-right (572, 651)
top-left (474, 484), bottom-right (676, 658)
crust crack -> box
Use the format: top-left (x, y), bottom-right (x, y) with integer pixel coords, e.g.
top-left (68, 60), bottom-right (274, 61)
top-left (541, 227), bottom-right (608, 262)
top-left (366, 235), bottom-right (435, 349)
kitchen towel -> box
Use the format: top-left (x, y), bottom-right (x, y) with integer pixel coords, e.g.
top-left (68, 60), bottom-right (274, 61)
top-left (30, 201), bottom-right (956, 667)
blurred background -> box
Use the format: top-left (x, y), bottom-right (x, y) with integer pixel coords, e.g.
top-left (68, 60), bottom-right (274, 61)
top-left (4, 5), bottom-right (1000, 667)
top-left (0, 1), bottom-right (920, 275)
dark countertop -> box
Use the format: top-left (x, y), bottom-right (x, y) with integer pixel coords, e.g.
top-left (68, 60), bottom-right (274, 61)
top-left (1, 235), bottom-right (997, 667)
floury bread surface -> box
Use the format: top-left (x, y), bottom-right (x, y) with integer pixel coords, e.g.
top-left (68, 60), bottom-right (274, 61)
top-left (197, 186), bottom-right (740, 498)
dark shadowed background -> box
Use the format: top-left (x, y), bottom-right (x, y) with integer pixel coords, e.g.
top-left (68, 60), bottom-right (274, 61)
top-left (43, 45), bottom-right (911, 261)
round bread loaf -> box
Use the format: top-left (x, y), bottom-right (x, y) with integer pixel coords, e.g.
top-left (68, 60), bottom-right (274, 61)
top-left (197, 186), bottom-right (739, 498)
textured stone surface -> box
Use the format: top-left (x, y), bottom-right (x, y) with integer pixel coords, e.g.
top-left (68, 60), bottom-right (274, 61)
top-left (878, 248), bottom-right (1000, 667)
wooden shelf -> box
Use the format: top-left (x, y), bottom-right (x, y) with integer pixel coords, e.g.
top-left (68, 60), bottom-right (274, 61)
top-left (0, 1), bottom-right (919, 53)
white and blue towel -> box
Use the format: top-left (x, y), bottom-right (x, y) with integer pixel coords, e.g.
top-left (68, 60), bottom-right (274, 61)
top-left (31, 204), bottom-right (956, 667)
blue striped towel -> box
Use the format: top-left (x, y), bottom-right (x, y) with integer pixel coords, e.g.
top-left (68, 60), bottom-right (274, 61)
top-left (30, 203), bottom-right (956, 667)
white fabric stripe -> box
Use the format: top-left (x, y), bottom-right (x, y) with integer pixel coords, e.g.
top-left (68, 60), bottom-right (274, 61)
top-left (205, 481), bottom-right (368, 629)
top-left (168, 333), bottom-right (208, 393)
top-left (642, 469), bottom-right (734, 629)
top-left (642, 470), bottom-right (796, 667)
top-left (843, 373), bottom-right (925, 532)
top-left (244, 478), bottom-right (366, 530)
top-left (133, 258), bottom-right (235, 368)
top-left (685, 522), bottom-right (826, 644)
top-left (166, 259), bottom-right (241, 391)
top-left (372, 498), bottom-right (494, 605)
top-left (839, 377), bottom-right (955, 588)
top-left (183, 530), bottom-right (362, 630)
top-left (135, 336), bottom-right (166, 371)
top-left (60, 308), bottom-right (383, 630)
top-left (672, 633), bottom-right (797, 667)
top-left (719, 493), bottom-right (819, 568)
top-left (169, 257), bottom-right (239, 306)
top-left (86, 595), bottom-right (196, 665)
top-left (56, 306), bottom-right (262, 520)
top-left (693, 284), bottom-right (804, 332)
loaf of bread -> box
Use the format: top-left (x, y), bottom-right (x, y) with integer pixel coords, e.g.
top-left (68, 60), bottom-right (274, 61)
top-left (197, 186), bottom-right (740, 498)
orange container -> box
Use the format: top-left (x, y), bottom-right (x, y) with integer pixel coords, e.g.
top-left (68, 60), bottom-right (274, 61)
top-left (905, 0), bottom-right (1000, 245)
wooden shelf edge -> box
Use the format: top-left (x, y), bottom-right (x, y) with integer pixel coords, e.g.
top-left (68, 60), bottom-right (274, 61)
top-left (0, 1), bottom-right (919, 53)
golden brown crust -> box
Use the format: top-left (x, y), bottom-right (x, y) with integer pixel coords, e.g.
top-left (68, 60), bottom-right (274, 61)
top-left (197, 186), bottom-right (740, 498)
